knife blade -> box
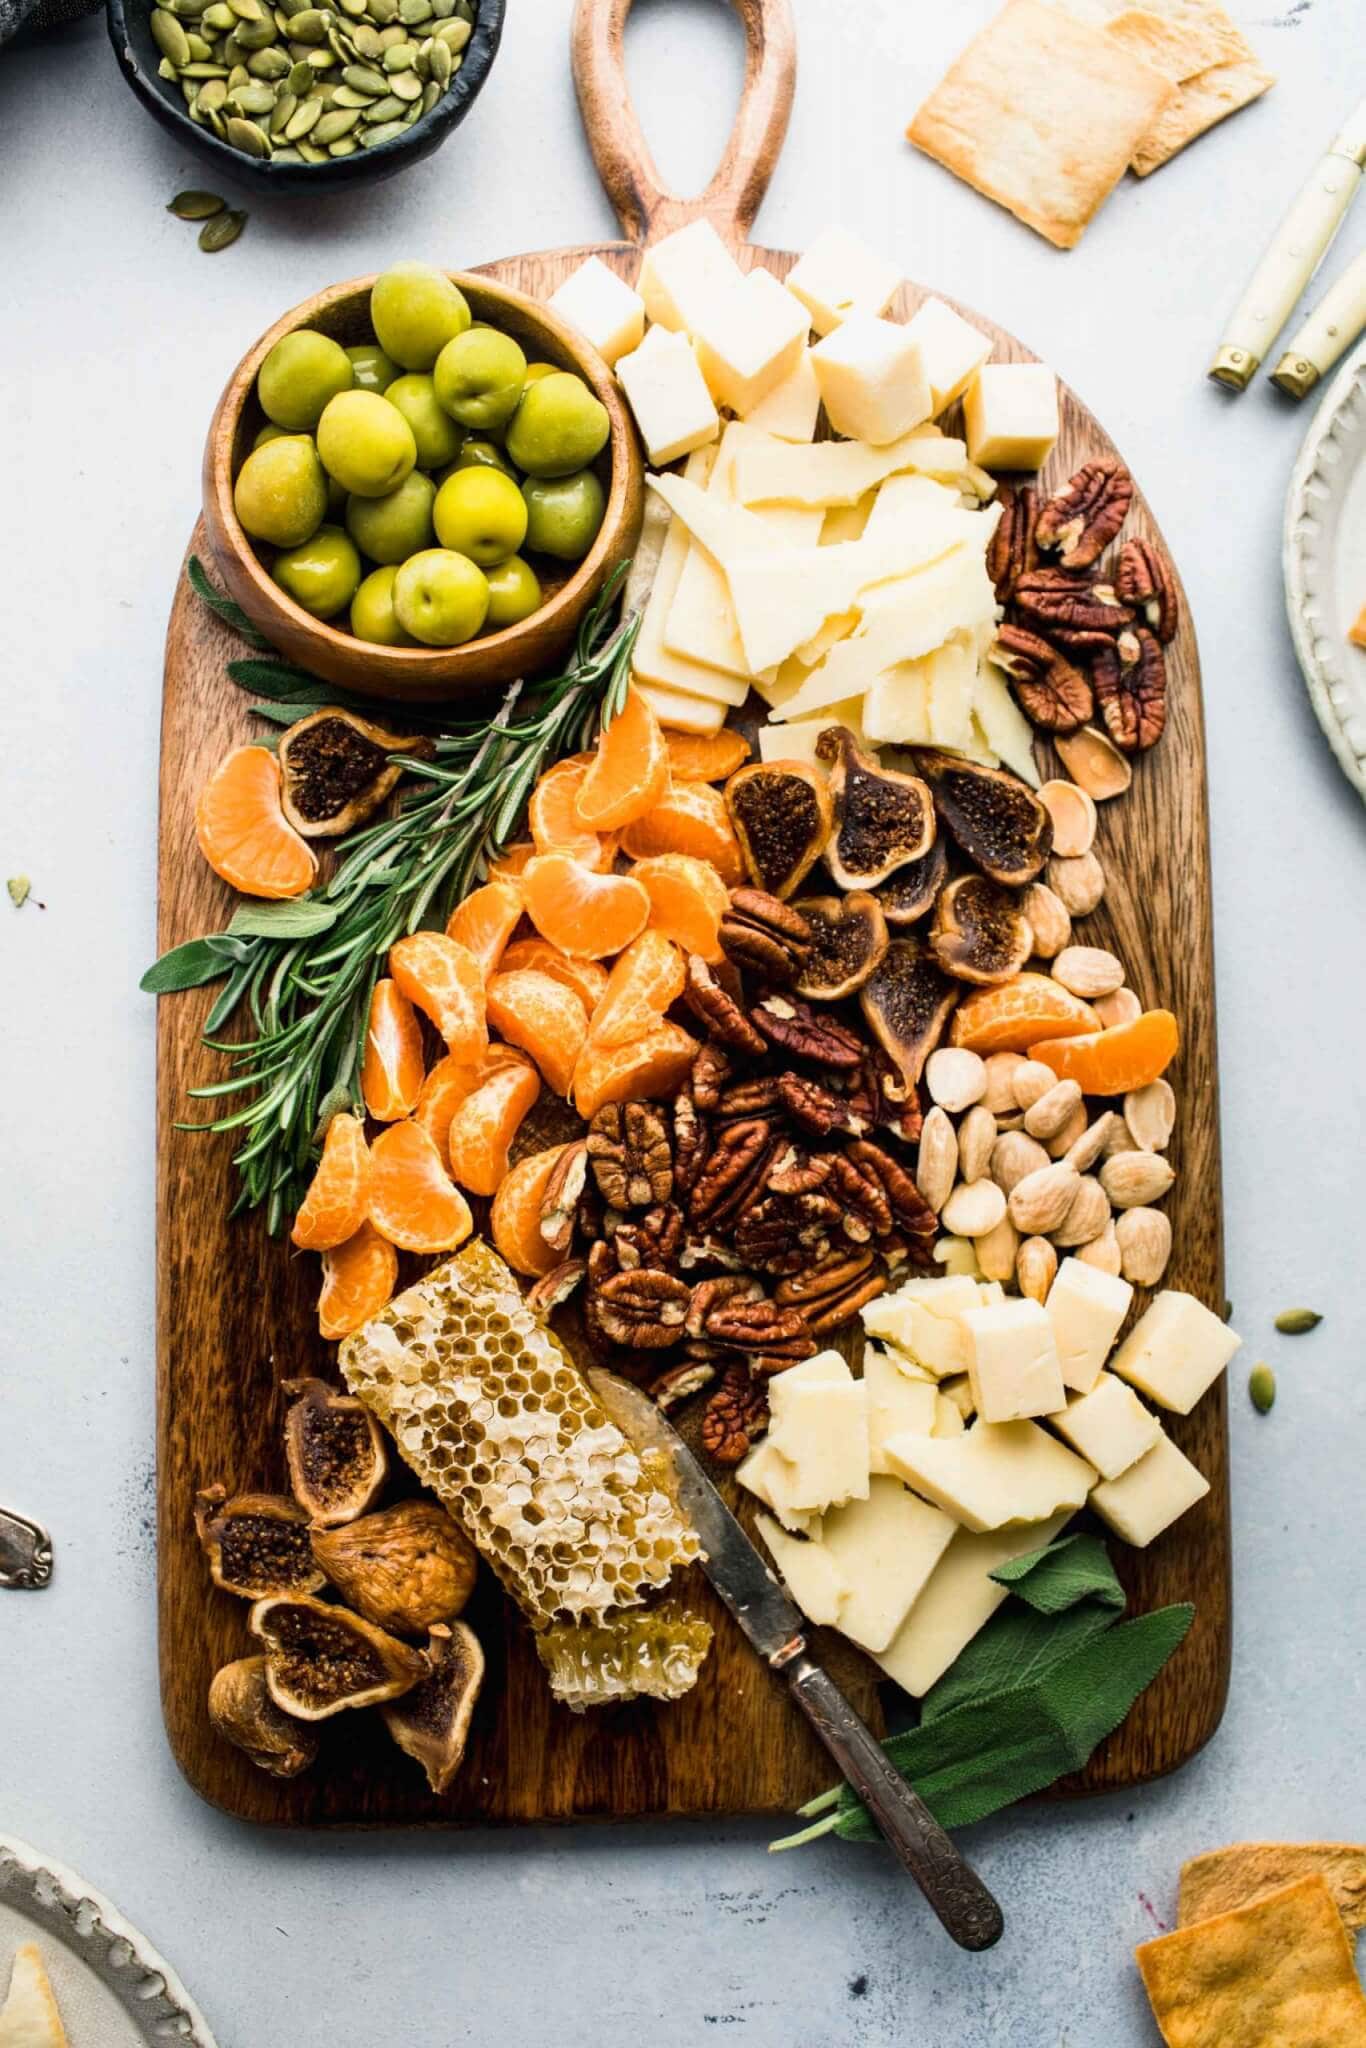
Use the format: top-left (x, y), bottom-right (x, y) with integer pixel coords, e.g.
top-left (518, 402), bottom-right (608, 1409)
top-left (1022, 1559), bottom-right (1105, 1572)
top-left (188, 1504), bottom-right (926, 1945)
top-left (589, 1370), bottom-right (1004, 1952)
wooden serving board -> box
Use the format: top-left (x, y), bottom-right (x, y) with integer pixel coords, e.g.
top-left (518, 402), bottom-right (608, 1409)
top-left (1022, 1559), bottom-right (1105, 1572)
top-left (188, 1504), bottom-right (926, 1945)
top-left (156, 0), bottom-right (1228, 1828)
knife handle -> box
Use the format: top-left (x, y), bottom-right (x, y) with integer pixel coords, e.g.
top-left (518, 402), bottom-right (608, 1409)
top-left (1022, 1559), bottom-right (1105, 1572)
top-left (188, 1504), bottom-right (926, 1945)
top-left (1271, 248), bottom-right (1366, 398)
top-left (783, 1652), bottom-right (1003, 1951)
top-left (1209, 152), bottom-right (1362, 390)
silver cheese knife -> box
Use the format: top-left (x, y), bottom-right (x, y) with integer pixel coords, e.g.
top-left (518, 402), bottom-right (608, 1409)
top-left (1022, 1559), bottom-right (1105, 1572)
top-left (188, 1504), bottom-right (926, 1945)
top-left (589, 1369), bottom-right (1004, 1952)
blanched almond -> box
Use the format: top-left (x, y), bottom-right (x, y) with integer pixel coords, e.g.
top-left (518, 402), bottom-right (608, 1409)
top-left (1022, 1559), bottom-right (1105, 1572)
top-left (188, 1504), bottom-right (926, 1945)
top-left (916, 1106), bottom-right (958, 1214)
top-left (982, 1051), bottom-right (1026, 1114)
top-left (990, 1129), bottom-right (1050, 1195)
top-left (1021, 882), bottom-right (1071, 960)
top-left (1046, 1100), bottom-right (1089, 1159)
top-left (1100, 1151), bottom-right (1176, 1208)
top-left (1048, 849), bottom-right (1106, 916)
top-left (1038, 779), bottom-right (1097, 858)
top-left (942, 1179), bottom-right (1008, 1239)
top-left (1075, 1221), bottom-right (1121, 1276)
top-left (1051, 945), bottom-right (1125, 999)
top-left (1023, 1078), bottom-right (1083, 1140)
top-left (925, 1047), bottom-right (987, 1114)
top-left (975, 1213), bottom-right (1020, 1284)
top-left (1103, 1114), bottom-right (1139, 1158)
top-left (1064, 1111), bottom-right (1117, 1174)
top-left (958, 1104), bottom-right (997, 1185)
top-left (1124, 1078), bottom-right (1176, 1152)
top-left (1115, 1207), bottom-right (1172, 1286)
top-left (1052, 1174), bottom-right (1110, 1247)
top-left (1008, 1162), bottom-right (1080, 1235)
top-left (1012, 1059), bottom-right (1057, 1110)
top-left (1054, 725), bottom-right (1132, 802)
top-left (1094, 985), bottom-right (1142, 1029)
top-left (1016, 1234), bottom-right (1058, 1304)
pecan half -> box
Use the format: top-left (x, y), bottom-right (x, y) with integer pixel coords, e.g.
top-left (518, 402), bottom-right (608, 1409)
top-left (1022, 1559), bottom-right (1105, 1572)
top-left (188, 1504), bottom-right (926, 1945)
top-left (992, 624), bottom-right (1092, 733)
top-left (715, 1076), bottom-right (783, 1122)
top-left (827, 1150), bottom-right (893, 1242)
top-left (1115, 537), bottom-right (1178, 645)
top-left (801, 1263), bottom-right (889, 1336)
top-left (719, 887), bottom-right (813, 985)
top-left (592, 1268), bottom-right (692, 1348)
top-left (525, 1258), bottom-right (587, 1316)
top-left (846, 1140), bottom-right (938, 1252)
top-left (690, 1042), bottom-right (733, 1113)
top-left (612, 1203), bottom-right (685, 1272)
top-left (1035, 457), bottom-right (1133, 571)
top-left (650, 1360), bottom-right (717, 1413)
top-left (766, 1141), bottom-right (835, 1196)
top-left (774, 1246), bottom-right (877, 1308)
top-left (587, 1101), bottom-right (673, 1210)
top-left (986, 482), bottom-right (1039, 603)
top-left (683, 956), bottom-right (767, 1056)
top-left (689, 1119), bottom-right (774, 1230)
top-left (735, 1191), bottom-right (841, 1276)
top-left (539, 1140), bottom-right (589, 1258)
top-left (1093, 627), bottom-right (1168, 752)
top-left (1012, 570), bottom-right (1135, 640)
top-left (701, 1366), bottom-right (769, 1465)
top-left (752, 994), bottom-right (864, 1069)
top-left (685, 1273), bottom-right (764, 1339)
top-left (702, 1296), bottom-right (817, 1371)
top-left (776, 1072), bottom-right (868, 1139)
top-left (672, 1089), bottom-right (710, 1195)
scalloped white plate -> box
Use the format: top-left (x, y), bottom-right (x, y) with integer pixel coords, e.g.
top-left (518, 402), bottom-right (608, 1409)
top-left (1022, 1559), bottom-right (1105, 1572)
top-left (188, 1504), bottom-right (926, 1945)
top-left (0, 1838), bottom-right (217, 2046)
top-left (1284, 337), bottom-right (1366, 801)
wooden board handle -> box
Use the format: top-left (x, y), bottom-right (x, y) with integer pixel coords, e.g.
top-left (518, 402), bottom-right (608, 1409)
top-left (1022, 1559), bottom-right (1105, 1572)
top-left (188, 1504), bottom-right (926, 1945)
top-left (571, 0), bottom-right (796, 249)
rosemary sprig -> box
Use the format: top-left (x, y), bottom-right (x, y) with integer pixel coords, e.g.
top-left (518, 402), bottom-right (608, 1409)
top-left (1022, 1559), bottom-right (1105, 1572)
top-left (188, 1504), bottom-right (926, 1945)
top-left (144, 567), bottom-right (638, 1233)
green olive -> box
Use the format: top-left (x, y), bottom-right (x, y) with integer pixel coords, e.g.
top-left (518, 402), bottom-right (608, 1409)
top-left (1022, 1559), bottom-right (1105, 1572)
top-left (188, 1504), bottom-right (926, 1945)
top-left (346, 342), bottom-right (401, 394)
top-left (393, 548), bottom-right (490, 646)
top-left (253, 421), bottom-right (291, 449)
top-left (272, 523), bottom-right (363, 619)
top-left (444, 437), bottom-right (516, 481)
top-left (351, 564), bottom-right (416, 645)
top-left (484, 555), bottom-right (543, 630)
top-left (383, 372), bottom-right (464, 470)
top-left (505, 370), bottom-right (610, 479)
top-left (345, 469), bottom-right (436, 565)
top-left (316, 389), bottom-right (416, 498)
top-left (370, 262), bottom-right (471, 371)
top-left (433, 465), bottom-right (528, 568)
top-left (521, 468), bottom-right (606, 562)
top-left (522, 361), bottom-right (560, 387)
top-left (433, 326), bottom-right (528, 431)
top-left (257, 329), bottom-right (354, 432)
top-left (233, 435), bottom-right (329, 549)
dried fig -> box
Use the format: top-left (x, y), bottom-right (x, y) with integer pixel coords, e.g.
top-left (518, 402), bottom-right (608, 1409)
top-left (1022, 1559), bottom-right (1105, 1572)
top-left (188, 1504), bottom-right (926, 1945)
top-left (208, 1655), bottom-right (319, 1779)
top-left (249, 1593), bottom-right (428, 1720)
top-left (382, 1621), bottom-right (485, 1796)
top-left (724, 761), bottom-right (833, 900)
top-left (815, 727), bottom-right (935, 890)
top-left (792, 892), bottom-right (889, 1000)
top-left (859, 937), bottom-right (958, 1096)
top-left (912, 748), bottom-right (1053, 887)
top-left (875, 837), bottom-right (949, 926)
top-left (194, 1487), bottom-right (325, 1600)
top-left (310, 1500), bottom-right (478, 1637)
top-left (283, 1377), bottom-right (387, 1528)
top-left (277, 710), bottom-right (433, 838)
top-left (930, 876), bottom-right (1033, 986)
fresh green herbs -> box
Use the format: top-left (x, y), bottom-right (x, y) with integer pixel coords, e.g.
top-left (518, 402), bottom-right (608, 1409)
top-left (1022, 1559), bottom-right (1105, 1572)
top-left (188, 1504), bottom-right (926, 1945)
top-left (144, 561), bottom-right (637, 1233)
top-left (769, 1531), bottom-right (1193, 1852)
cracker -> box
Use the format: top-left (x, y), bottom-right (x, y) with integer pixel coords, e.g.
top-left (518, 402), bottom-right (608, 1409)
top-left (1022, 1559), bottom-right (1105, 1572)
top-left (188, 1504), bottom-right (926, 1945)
top-left (1131, 53), bottom-right (1275, 175)
top-left (907, 0), bottom-right (1177, 250)
top-left (1179, 1843), bottom-right (1366, 1935)
top-left (1104, 6), bottom-right (1238, 81)
top-left (1136, 1876), bottom-right (1366, 2048)
top-left (0, 1945), bottom-right (68, 2048)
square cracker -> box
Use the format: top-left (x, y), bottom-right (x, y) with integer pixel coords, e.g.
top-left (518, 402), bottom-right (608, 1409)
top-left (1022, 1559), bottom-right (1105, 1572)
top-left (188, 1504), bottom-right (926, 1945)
top-left (1104, 6), bottom-right (1242, 81)
top-left (1115, 0), bottom-right (1253, 68)
top-left (1136, 1875), bottom-right (1366, 2048)
top-left (907, 0), bottom-right (1178, 250)
top-left (1179, 1843), bottom-right (1366, 1935)
top-left (1131, 51), bottom-right (1275, 174)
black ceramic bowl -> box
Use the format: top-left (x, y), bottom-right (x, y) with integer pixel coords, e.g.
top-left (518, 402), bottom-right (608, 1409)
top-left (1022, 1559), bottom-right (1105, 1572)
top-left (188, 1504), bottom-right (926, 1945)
top-left (105, 0), bottom-right (504, 196)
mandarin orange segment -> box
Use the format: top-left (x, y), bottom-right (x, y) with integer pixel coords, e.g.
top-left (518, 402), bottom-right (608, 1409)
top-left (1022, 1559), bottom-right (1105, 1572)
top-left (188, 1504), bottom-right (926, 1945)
top-left (587, 930), bottom-right (687, 1049)
top-left (368, 1120), bottom-right (474, 1255)
top-left (489, 1144), bottom-right (568, 1279)
top-left (195, 744), bottom-right (318, 901)
top-left (445, 879), bottom-right (525, 980)
top-left (411, 1045), bottom-right (525, 1154)
top-left (629, 853), bottom-right (729, 963)
top-left (619, 780), bottom-right (745, 886)
top-left (950, 973), bottom-right (1100, 1056)
top-left (389, 931), bottom-right (487, 1061)
top-left (1029, 1009), bottom-right (1180, 1095)
top-left (318, 1220), bottom-right (399, 1340)
top-left (487, 841), bottom-right (537, 885)
top-left (486, 968), bottom-right (589, 1097)
top-left (571, 1020), bottom-right (697, 1119)
top-left (573, 684), bottom-right (671, 831)
top-left (520, 853), bottom-right (651, 960)
top-left (664, 729), bottom-right (751, 783)
top-left (361, 978), bottom-right (426, 1121)
top-left (291, 1112), bottom-right (371, 1252)
top-left (528, 759), bottom-right (613, 871)
top-left (447, 1054), bottom-right (541, 1197)
top-left (498, 937), bottom-right (609, 1013)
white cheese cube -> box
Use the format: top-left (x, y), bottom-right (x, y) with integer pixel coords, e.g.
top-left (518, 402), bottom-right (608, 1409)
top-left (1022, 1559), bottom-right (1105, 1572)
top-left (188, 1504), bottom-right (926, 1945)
top-left (1108, 1291), bottom-right (1242, 1415)
top-left (754, 1513), bottom-right (846, 1625)
top-left (935, 1236), bottom-right (984, 1278)
top-left (633, 680), bottom-right (727, 736)
top-left (862, 1273), bottom-right (982, 1378)
top-left (736, 1440), bottom-right (818, 1535)
top-left (1046, 1257), bottom-right (1134, 1395)
top-left (546, 255), bottom-right (645, 367)
top-left (864, 1345), bottom-right (938, 1473)
top-left (776, 1349), bottom-right (854, 1387)
top-left (766, 1378), bottom-right (870, 1513)
top-left (811, 314), bottom-right (933, 445)
top-left (962, 363), bottom-right (1059, 471)
top-left (693, 268), bottom-right (810, 416)
top-left (616, 326), bottom-right (719, 467)
top-left (1047, 1372), bottom-right (1162, 1482)
top-left (903, 296), bottom-right (993, 413)
top-left (932, 1392), bottom-right (967, 1438)
top-left (741, 347), bottom-right (821, 442)
top-left (873, 1513), bottom-right (1071, 1696)
top-left (884, 1419), bottom-right (1096, 1533)
top-left (1090, 1431), bottom-right (1209, 1548)
top-left (757, 707), bottom-right (864, 766)
top-left (819, 1479), bottom-right (957, 1652)
top-left (785, 225), bottom-right (901, 337)
top-left (637, 218), bottom-right (742, 334)
top-left (962, 1299), bottom-right (1066, 1424)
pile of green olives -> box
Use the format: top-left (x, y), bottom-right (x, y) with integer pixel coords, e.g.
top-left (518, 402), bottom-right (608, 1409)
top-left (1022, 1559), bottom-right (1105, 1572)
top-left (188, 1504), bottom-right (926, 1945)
top-left (232, 260), bottom-right (612, 648)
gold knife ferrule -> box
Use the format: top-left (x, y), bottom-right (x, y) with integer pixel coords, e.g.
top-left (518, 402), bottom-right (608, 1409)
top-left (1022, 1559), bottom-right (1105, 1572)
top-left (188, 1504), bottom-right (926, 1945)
top-left (1208, 344), bottom-right (1259, 392)
top-left (1270, 353), bottom-right (1323, 399)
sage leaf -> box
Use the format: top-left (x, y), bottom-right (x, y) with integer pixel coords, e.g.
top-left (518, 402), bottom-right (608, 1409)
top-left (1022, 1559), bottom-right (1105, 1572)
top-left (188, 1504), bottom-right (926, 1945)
top-left (227, 655), bottom-right (332, 701)
top-left (989, 1531), bottom-right (1125, 1616)
top-left (919, 1599), bottom-right (1117, 1727)
top-left (226, 899), bottom-right (339, 940)
top-left (140, 937), bottom-right (233, 993)
top-left (187, 555), bottom-right (270, 647)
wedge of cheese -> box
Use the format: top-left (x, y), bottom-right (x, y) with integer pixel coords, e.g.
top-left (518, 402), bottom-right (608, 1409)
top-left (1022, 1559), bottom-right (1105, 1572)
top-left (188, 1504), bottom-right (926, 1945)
top-left (818, 1479), bottom-right (957, 1651)
top-left (742, 346), bottom-right (822, 442)
top-left (734, 428), bottom-right (971, 510)
top-left (884, 1418), bottom-right (1097, 1532)
top-left (973, 658), bottom-right (1042, 787)
top-left (862, 1273), bottom-right (985, 1378)
top-left (864, 1343), bottom-right (938, 1473)
top-left (0, 1945), bottom-right (68, 2048)
top-left (754, 1512), bottom-right (846, 1625)
top-left (873, 1513), bottom-right (1071, 1696)
top-left (634, 679), bottom-right (728, 737)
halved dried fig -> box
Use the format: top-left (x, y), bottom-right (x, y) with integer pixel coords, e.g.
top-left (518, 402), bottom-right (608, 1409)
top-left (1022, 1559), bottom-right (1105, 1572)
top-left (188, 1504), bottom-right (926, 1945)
top-left (194, 1487), bottom-right (325, 1600)
top-left (815, 727), bottom-right (935, 890)
top-left (277, 710), bottom-right (433, 838)
top-left (249, 1593), bottom-right (428, 1720)
top-left (724, 761), bottom-right (832, 900)
top-left (311, 1500), bottom-right (478, 1638)
top-left (930, 876), bottom-right (1033, 986)
top-left (283, 1377), bottom-right (387, 1528)
top-left (382, 1621), bottom-right (485, 1796)
top-left (912, 748), bottom-right (1053, 887)
top-left (792, 892), bottom-right (888, 1001)
top-left (208, 1655), bottom-right (319, 1779)
top-left (875, 837), bottom-right (949, 926)
top-left (859, 937), bottom-right (958, 1096)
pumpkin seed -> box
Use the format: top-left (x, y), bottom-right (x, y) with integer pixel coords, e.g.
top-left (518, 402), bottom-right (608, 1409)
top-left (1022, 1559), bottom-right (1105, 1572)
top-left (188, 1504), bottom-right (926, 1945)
top-left (285, 93), bottom-right (323, 135)
top-left (1248, 1363), bottom-right (1276, 1414)
top-left (232, 80), bottom-right (276, 111)
top-left (288, 7), bottom-right (328, 36)
top-left (168, 188), bottom-right (226, 217)
top-left (329, 83), bottom-right (369, 104)
top-left (430, 0), bottom-right (454, 16)
top-left (227, 59), bottom-right (250, 84)
top-left (312, 76), bottom-right (338, 99)
top-left (225, 113), bottom-right (271, 153)
top-left (207, 105), bottom-right (228, 135)
top-left (305, 46), bottom-right (337, 67)
top-left (388, 65), bottom-right (421, 97)
top-left (201, 1), bottom-right (235, 24)
top-left (426, 35), bottom-right (449, 82)
top-left (151, 7), bottom-right (192, 60)
top-left (397, 0), bottom-right (430, 20)
top-left (271, 144), bottom-right (304, 159)
top-left (199, 207), bottom-right (247, 251)
top-left (349, 20), bottom-right (381, 53)
top-left (236, 12), bottom-right (277, 42)
top-left (197, 75), bottom-right (228, 107)
top-left (229, 0), bottom-right (265, 19)
top-left (368, 0), bottom-right (398, 21)
top-left (381, 37), bottom-right (414, 66)
top-left (419, 75), bottom-right (438, 111)
top-left (1274, 1307), bottom-right (1321, 1335)
top-left (360, 116), bottom-right (405, 144)
top-left (185, 31), bottom-right (213, 57)
top-left (248, 44), bottom-right (290, 73)
top-left (269, 89), bottom-right (297, 129)
top-left (313, 104), bottom-right (360, 139)
top-left (296, 138), bottom-right (328, 159)
top-left (433, 16), bottom-right (467, 46)
top-left (342, 60), bottom-right (387, 88)
top-left (362, 89), bottom-right (404, 118)
top-left (156, 55), bottom-right (176, 77)
top-left (287, 57), bottom-right (313, 87)
top-left (327, 134), bottom-right (358, 153)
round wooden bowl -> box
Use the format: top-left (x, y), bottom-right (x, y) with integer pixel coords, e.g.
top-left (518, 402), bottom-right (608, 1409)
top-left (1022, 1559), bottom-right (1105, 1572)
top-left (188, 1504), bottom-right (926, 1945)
top-left (202, 272), bottom-right (644, 703)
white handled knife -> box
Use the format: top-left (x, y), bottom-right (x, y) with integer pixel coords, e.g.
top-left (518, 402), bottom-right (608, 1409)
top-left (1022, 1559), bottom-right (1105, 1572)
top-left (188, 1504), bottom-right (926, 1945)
top-left (1270, 248), bottom-right (1366, 397)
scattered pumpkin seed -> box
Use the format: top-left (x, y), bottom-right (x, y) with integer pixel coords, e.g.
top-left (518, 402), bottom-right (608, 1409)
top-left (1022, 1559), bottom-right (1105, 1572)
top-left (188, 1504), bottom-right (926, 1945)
top-left (313, 104), bottom-right (360, 139)
top-left (1248, 1363), bottom-right (1276, 1414)
top-left (224, 113), bottom-right (271, 153)
top-left (198, 207), bottom-right (247, 250)
top-left (1274, 1307), bottom-right (1321, 1335)
top-left (151, 7), bottom-right (192, 60)
top-left (362, 89), bottom-right (404, 118)
top-left (7, 877), bottom-right (31, 908)
top-left (168, 187), bottom-right (226, 218)
top-left (388, 65), bottom-right (421, 97)
top-left (342, 59), bottom-right (387, 88)
top-left (360, 116), bottom-right (404, 144)
top-left (185, 31), bottom-right (214, 57)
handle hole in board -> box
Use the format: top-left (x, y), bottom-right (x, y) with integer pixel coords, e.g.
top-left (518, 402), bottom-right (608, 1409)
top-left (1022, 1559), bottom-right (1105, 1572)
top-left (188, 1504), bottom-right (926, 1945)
top-left (621, 0), bottom-right (747, 203)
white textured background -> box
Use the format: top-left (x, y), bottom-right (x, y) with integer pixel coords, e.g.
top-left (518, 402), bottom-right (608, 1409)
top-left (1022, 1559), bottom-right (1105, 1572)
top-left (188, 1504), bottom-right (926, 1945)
top-left (3, 1), bottom-right (1365, 2042)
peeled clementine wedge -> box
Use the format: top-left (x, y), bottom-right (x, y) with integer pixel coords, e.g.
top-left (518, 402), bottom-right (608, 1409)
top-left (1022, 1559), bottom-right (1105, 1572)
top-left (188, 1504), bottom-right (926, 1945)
top-left (1029, 1009), bottom-right (1179, 1094)
top-left (528, 759), bottom-right (613, 870)
top-left (664, 729), bottom-right (751, 783)
top-left (520, 853), bottom-right (650, 960)
top-left (389, 931), bottom-right (487, 1061)
top-left (629, 852), bottom-right (729, 962)
top-left (291, 1112), bottom-right (371, 1252)
top-left (445, 879), bottom-right (524, 979)
top-left (950, 974), bottom-right (1100, 1055)
top-left (571, 1020), bottom-right (697, 1118)
top-left (619, 781), bottom-right (745, 885)
top-left (447, 1054), bottom-right (541, 1197)
top-left (361, 978), bottom-right (425, 1121)
top-left (412, 1045), bottom-right (525, 1155)
top-left (574, 685), bottom-right (671, 830)
top-left (487, 841), bottom-right (537, 885)
top-left (588, 930), bottom-right (686, 1048)
top-left (368, 1121), bottom-right (474, 1254)
top-left (498, 937), bottom-right (609, 1013)
top-left (195, 744), bottom-right (317, 900)
top-left (318, 1220), bottom-right (398, 1340)
top-left (490, 1144), bottom-right (567, 1279)
top-left (486, 968), bottom-right (589, 1096)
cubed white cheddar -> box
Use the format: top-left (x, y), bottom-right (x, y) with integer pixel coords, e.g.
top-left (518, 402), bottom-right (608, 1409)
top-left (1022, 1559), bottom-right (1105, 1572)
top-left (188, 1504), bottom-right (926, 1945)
top-left (785, 225), bottom-right (902, 337)
top-left (903, 295), bottom-right (993, 414)
top-left (616, 326), bottom-right (719, 467)
top-left (864, 1345), bottom-right (938, 1473)
top-left (633, 680), bottom-right (728, 737)
top-left (766, 1355), bottom-right (869, 1512)
top-left (637, 217), bottom-right (742, 334)
top-left (693, 268), bottom-right (810, 416)
top-left (1108, 1291), bottom-right (1242, 1415)
top-left (932, 1391), bottom-right (967, 1437)
top-left (884, 1418), bottom-right (1096, 1533)
top-left (962, 1298), bottom-right (1066, 1424)
top-left (1046, 1257), bottom-right (1134, 1395)
top-left (1047, 1371), bottom-right (1162, 1482)
top-left (874, 1512), bottom-right (1071, 1696)
top-left (962, 363), bottom-right (1059, 471)
top-left (736, 1440), bottom-right (818, 1536)
top-left (757, 707), bottom-right (864, 766)
top-left (754, 1512), bottom-right (846, 1625)
top-left (811, 314), bottom-right (933, 445)
top-left (818, 1479), bottom-right (957, 1652)
top-left (546, 255), bottom-right (645, 367)
top-left (741, 347), bottom-right (822, 442)
top-left (862, 1273), bottom-right (982, 1378)
top-left (1090, 1431), bottom-right (1209, 1548)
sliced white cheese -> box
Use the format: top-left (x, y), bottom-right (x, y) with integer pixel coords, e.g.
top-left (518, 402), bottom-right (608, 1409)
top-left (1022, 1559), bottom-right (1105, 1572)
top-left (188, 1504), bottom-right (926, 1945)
top-left (736, 1439), bottom-right (819, 1536)
top-left (818, 1478), bottom-right (957, 1652)
top-left (633, 680), bottom-right (728, 736)
top-left (861, 1273), bottom-right (983, 1378)
top-left (637, 218), bottom-right (742, 334)
top-left (741, 346), bottom-right (821, 442)
top-left (784, 224), bottom-right (901, 337)
top-left (861, 660), bottom-right (935, 748)
top-left (864, 1344), bottom-right (938, 1473)
top-left (963, 362), bottom-right (1059, 472)
top-left (884, 1418), bottom-right (1097, 1533)
top-left (903, 295), bottom-right (993, 414)
top-left (925, 633), bottom-right (982, 752)
top-left (621, 489), bottom-right (671, 619)
top-left (962, 1298), bottom-right (1067, 1424)
top-left (546, 255), bottom-right (645, 367)
top-left (754, 1511), bottom-right (846, 1625)
top-left (767, 1373), bottom-right (869, 1513)
top-left (861, 471), bottom-right (963, 546)
top-left (750, 654), bottom-right (816, 713)
top-left (939, 1373), bottom-right (976, 1422)
top-left (819, 490), bottom-right (878, 546)
top-left (1108, 1291), bottom-right (1242, 1415)
top-left (873, 1513), bottom-right (1071, 1696)
top-left (693, 267), bottom-right (809, 415)
top-left (1046, 1257), bottom-right (1135, 1396)
top-left (932, 1391), bottom-right (967, 1437)
top-left (973, 659), bottom-right (1042, 788)
top-left (778, 1349), bottom-right (855, 1387)
top-left (1089, 1431), bottom-right (1209, 1547)
top-left (811, 313), bottom-right (932, 445)
top-left (758, 708), bottom-right (863, 766)
top-left (734, 429), bottom-right (970, 510)
top-left (1047, 1372), bottom-right (1162, 1482)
